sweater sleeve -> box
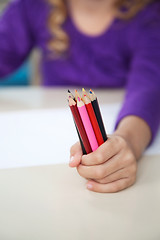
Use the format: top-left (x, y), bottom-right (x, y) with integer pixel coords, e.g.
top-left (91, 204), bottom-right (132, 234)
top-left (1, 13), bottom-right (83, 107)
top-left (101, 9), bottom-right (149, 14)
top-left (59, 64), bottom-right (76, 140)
top-left (0, 0), bottom-right (35, 78)
top-left (115, 6), bottom-right (160, 143)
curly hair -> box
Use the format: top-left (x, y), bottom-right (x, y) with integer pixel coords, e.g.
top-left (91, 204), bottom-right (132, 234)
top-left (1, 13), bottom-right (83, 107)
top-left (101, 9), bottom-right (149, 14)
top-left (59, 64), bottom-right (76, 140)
top-left (47, 0), bottom-right (154, 55)
top-left (48, 0), bottom-right (69, 55)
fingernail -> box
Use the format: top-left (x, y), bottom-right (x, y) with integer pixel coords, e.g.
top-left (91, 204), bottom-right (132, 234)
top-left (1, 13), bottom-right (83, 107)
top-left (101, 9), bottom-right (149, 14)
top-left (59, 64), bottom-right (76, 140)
top-left (87, 183), bottom-right (93, 189)
top-left (70, 156), bottom-right (74, 163)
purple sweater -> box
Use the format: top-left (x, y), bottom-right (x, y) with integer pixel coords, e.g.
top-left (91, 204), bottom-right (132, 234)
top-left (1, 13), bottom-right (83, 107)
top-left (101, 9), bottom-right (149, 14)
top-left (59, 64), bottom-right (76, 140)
top-left (0, 0), bottom-right (160, 142)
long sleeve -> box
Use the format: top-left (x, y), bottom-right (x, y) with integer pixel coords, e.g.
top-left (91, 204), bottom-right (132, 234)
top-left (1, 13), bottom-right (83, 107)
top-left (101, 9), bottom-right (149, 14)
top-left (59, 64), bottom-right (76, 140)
top-left (0, 0), bottom-right (35, 78)
top-left (116, 5), bottom-right (160, 143)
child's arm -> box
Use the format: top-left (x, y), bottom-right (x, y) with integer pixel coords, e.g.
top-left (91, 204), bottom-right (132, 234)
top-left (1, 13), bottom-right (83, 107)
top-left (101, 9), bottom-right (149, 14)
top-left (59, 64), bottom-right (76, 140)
top-left (69, 115), bottom-right (151, 193)
top-left (69, 7), bottom-right (160, 193)
top-left (115, 6), bottom-right (160, 145)
top-left (0, 0), bottom-right (35, 78)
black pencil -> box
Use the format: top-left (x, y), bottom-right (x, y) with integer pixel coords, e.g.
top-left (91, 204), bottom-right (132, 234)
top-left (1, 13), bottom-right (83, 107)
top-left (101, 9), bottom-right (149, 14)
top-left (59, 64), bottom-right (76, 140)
top-left (89, 89), bottom-right (107, 142)
top-left (75, 124), bottom-right (86, 154)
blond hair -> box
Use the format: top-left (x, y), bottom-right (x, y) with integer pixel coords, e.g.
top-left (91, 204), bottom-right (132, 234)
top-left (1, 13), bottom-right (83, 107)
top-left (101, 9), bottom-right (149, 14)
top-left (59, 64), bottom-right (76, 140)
top-left (48, 0), bottom-right (69, 55)
top-left (48, 0), bottom-right (154, 55)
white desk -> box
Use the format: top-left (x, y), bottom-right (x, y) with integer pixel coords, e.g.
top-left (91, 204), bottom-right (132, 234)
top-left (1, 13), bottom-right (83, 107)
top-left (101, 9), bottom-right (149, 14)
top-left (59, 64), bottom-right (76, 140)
top-left (0, 87), bottom-right (160, 240)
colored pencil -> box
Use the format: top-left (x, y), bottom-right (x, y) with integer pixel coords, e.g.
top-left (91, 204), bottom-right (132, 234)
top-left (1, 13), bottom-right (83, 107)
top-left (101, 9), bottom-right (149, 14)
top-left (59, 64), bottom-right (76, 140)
top-left (75, 124), bottom-right (86, 154)
top-left (67, 92), bottom-right (86, 154)
top-left (77, 97), bottom-right (98, 152)
top-left (68, 97), bottom-right (92, 154)
top-left (68, 90), bottom-right (75, 100)
top-left (89, 89), bottom-right (107, 142)
top-left (75, 89), bottom-right (81, 101)
top-left (82, 88), bottom-right (90, 100)
top-left (83, 94), bottom-right (104, 146)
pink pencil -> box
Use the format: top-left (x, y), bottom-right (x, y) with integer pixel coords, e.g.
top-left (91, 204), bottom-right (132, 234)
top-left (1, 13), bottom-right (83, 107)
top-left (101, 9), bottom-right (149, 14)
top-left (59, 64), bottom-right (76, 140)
top-left (77, 97), bottom-right (98, 152)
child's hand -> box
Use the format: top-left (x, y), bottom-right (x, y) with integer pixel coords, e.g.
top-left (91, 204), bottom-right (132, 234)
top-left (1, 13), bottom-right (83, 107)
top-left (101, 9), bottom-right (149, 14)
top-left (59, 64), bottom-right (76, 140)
top-left (70, 135), bottom-right (137, 193)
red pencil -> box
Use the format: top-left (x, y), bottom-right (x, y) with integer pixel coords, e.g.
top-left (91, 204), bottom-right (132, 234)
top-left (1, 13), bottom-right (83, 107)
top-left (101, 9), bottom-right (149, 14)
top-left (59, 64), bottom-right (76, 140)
top-left (83, 94), bottom-right (104, 146)
top-left (68, 97), bottom-right (92, 154)
top-left (89, 89), bottom-right (107, 142)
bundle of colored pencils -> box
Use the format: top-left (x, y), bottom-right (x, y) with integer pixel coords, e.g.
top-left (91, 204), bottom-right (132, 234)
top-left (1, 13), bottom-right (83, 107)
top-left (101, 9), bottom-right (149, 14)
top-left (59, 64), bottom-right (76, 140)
top-left (68, 89), bottom-right (107, 154)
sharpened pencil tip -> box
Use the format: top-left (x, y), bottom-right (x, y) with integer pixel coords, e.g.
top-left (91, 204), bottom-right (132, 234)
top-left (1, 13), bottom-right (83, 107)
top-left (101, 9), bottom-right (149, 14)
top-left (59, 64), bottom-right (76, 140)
top-left (77, 97), bottom-right (80, 102)
top-left (68, 89), bottom-right (71, 93)
top-left (82, 88), bottom-right (85, 92)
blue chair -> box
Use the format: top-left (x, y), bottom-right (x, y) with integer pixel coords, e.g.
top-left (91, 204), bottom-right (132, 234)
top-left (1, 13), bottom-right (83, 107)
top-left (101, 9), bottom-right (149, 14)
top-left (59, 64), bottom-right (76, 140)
top-left (0, 61), bottom-right (31, 86)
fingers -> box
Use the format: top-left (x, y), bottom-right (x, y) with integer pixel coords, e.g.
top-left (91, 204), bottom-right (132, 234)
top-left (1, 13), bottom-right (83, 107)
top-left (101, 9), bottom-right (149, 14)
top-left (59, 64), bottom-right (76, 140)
top-left (95, 164), bottom-right (136, 184)
top-left (81, 136), bottom-right (123, 166)
top-left (69, 142), bottom-right (83, 167)
top-left (78, 141), bottom-right (137, 180)
top-left (77, 152), bottom-right (126, 180)
top-left (86, 177), bottom-right (136, 193)
top-left (70, 135), bottom-right (137, 193)
top-left (95, 168), bottom-right (126, 184)
top-left (70, 141), bottom-right (82, 156)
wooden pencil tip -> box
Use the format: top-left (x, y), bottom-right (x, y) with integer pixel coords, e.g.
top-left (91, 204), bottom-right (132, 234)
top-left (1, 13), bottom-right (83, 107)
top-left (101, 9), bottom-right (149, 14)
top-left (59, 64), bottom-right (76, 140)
top-left (82, 88), bottom-right (85, 92)
top-left (68, 89), bottom-right (71, 93)
top-left (77, 97), bottom-right (80, 102)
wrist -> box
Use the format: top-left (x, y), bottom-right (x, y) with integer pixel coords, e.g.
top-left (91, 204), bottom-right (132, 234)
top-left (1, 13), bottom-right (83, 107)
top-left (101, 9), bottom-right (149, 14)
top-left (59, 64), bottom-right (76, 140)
top-left (114, 116), bottom-right (151, 160)
top-left (113, 130), bottom-right (139, 159)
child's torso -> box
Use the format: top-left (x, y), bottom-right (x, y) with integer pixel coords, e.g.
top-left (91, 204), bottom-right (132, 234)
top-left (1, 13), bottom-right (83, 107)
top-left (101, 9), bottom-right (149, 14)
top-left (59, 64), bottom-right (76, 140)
top-left (27, 0), bottom-right (141, 87)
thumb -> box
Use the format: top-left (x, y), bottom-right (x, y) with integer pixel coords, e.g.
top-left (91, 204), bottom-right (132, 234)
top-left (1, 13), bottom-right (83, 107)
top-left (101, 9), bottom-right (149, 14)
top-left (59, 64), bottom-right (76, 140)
top-left (69, 141), bottom-right (83, 167)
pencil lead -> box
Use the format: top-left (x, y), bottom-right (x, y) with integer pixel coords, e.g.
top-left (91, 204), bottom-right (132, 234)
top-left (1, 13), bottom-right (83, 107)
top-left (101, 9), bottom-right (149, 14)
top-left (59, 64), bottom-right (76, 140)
top-left (91, 89), bottom-right (95, 95)
top-left (82, 88), bottom-right (86, 92)
top-left (68, 89), bottom-right (71, 93)
top-left (77, 97), bottom-right (80, 102)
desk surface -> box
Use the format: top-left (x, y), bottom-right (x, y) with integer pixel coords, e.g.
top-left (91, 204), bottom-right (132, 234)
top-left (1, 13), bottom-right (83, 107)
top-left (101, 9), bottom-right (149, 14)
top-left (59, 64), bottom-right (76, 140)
top-left (0, 87), bottom-right (160, 240)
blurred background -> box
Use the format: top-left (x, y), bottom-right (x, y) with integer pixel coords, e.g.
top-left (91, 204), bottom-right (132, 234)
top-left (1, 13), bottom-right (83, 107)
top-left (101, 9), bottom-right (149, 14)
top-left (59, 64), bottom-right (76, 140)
top-left (0, 0), bottom-right (41, 87)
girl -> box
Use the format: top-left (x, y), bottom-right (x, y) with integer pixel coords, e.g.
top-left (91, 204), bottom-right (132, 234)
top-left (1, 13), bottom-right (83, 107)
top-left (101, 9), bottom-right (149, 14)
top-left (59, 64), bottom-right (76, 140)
top-left (0, 0), bottom-right (160, 193)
